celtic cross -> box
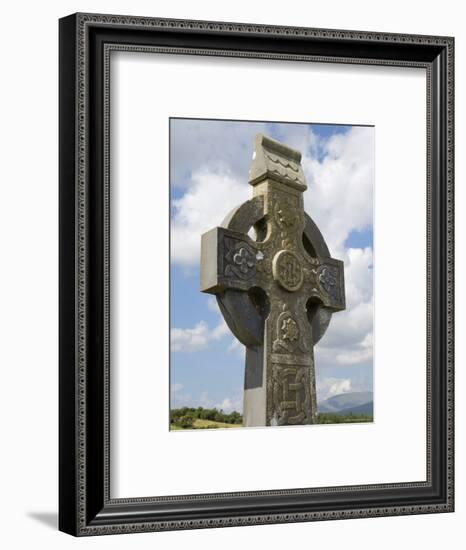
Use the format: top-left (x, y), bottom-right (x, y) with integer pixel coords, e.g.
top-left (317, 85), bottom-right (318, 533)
top-left (200, 134), bottom-right (345, 426)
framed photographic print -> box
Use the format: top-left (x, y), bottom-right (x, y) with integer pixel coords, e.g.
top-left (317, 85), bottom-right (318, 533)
top-left (59, 13), bottom-right (454, 536)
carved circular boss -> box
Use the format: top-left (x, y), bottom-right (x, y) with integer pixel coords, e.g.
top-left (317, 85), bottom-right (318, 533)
top-left (272, 249), bottom-right (303, 292)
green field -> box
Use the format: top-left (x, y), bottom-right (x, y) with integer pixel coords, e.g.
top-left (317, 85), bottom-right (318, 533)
top-left (170, 418), bottom-right (243, 430)
top-left (170, 407), bottom-right (243, 430)
top-left (170, 407), bottom-right (373, 430)
top-left (317, 413), bottom-right (373, 424)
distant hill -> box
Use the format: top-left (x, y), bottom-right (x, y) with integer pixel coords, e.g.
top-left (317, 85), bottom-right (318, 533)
top-left (318, 391), bottom-right (373, 414)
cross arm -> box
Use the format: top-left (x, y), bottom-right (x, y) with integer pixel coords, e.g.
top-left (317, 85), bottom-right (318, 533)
top-left (200, 226), bottom-right (261, 294)
top-left (306, 257), bottom-right (345, 312)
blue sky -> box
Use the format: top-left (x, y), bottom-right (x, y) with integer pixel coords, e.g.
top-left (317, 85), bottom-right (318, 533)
top-left (170, 118), bottom-right (374, 413)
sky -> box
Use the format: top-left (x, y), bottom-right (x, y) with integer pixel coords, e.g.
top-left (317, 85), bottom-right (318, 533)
top-left (169, 118), bottom-right (374, 413)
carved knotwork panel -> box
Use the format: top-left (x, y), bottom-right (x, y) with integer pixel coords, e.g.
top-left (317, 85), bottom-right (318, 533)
top-left (272, 249), bottom-right (303, 292)
top-left (267, 364), bottom-right (313, 425)
top-left (224, 238), bottom-right (257, 280)
top-left (317, 264), bottom-right (341, 302)
top-left (273, 310), bottom-right (301, 353)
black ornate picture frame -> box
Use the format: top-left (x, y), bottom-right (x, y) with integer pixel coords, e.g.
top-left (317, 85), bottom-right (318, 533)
top-left (59, 13), bottom-right (454, 536)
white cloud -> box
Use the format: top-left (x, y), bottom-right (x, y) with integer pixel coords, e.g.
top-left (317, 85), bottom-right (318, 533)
top-left (302, 127), bottom-right (374, 258)
top-left (315, 302), bottom-right (373, 370)
top-left (248, 124), bottom-right (374, 258)
top-left (170, 119), bottom-right (268, 187)
top-left (171, 319), bottom-right (229, 352)
top-left (335, 332), bottom-right (373, 365)
top-left (344, 247), bottom-right (373, 306)
top-left (315, 244), bottom-right (373, 369)
top-left (214, 395), bottom-right (243, 413)
top-left (317, 377), bottom-right (352, 402)
top-left (214, 398), bottom-right (234, 412)
top-left (198, 392), bottom-right (243, 413)
top-left (171, 169), bottom-right (249, 266)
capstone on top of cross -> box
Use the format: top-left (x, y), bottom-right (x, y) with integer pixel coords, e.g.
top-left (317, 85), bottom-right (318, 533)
top-left (249, 133), bottom-right (307, 192)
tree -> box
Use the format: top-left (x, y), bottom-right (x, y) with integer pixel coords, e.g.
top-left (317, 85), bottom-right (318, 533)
top-left (177, 415), bottom-right (194, 429)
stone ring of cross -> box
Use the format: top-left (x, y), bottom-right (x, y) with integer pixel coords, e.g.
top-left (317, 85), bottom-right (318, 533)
top-left (201, 134), bottom-right (346, 427)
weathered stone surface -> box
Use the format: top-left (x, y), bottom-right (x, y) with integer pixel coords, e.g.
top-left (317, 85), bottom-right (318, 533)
top-left (200, 134), bottom-right (345, 427)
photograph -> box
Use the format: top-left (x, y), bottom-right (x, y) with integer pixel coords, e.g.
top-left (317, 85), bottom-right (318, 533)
top-left (169, 118), bottom-right (374, 430)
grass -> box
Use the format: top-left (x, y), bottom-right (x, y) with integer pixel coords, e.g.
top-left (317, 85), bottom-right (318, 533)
top-left (193, 418), bottom-right (242, 428)
top-left (169, 407), bottom-right (374, 430)
top-left (317, 413), bottom-right (373, 424)
top-left (171, 416), bottom-right (373, 429)
top-left (170, 418), bottom-right (243, 430)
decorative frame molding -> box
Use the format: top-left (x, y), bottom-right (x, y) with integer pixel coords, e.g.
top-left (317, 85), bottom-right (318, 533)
top-left (59, 13), bottom-right (454, 536)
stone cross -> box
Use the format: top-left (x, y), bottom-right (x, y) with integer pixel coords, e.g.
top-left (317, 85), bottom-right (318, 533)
top-left (200, 134), bottom-right (345, 427)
